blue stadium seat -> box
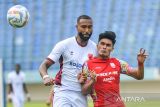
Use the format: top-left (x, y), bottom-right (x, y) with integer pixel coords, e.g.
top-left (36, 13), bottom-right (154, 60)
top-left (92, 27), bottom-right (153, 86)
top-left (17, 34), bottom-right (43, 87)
top-left (1, 0), bottom-right (159, 71)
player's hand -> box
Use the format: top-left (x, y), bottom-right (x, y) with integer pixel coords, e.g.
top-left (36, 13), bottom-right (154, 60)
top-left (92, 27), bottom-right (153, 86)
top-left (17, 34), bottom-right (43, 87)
top-left (90, 71), bottom-right (96, 81)
top-left (89, 70), bottom-right (96, 82)
top-left (26, 93), bottom-right (31, 102)
top-left (27, 97), bottom-right (31, 102)
top-left (46, 99), bottom-right (51, 106)
top-left (46, 88), bottom-right (54, 106)
top-left (78, 72), bottom-right (87, 84)
top-left (77, 72), bottom-right (81, 80)
top-left (43, 77), bottom-right (55, 86)
top-left (7, 94), bottom-right (12, 103)
top-left (137, 48), bottom-right (148, 64)
top-left (8, 98), bottom-right (12, 103)
top-left (46, 96), bottom-right (52, 106)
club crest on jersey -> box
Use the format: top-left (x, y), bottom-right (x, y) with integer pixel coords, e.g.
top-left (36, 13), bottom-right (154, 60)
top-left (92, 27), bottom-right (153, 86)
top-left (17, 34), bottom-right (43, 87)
top-left (110, 63), bottom-right (116, 68)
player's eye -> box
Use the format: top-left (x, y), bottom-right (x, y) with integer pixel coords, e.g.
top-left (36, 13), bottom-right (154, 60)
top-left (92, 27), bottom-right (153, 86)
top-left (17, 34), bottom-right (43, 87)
top-left (88, 25), bottom-right (92, 29)
top-left (81, 25), bottom-right (87, 28)
top-left (100, 42), bottom-right (105, 46)
top-left (106, 44), bottom-right (112, 47)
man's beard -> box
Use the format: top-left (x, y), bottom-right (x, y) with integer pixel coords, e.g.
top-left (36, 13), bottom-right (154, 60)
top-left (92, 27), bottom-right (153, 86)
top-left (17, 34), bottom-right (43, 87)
top-left (99, 50), bottom-right (109, 59)
top-left (78, 32), bottom-right (92, 41)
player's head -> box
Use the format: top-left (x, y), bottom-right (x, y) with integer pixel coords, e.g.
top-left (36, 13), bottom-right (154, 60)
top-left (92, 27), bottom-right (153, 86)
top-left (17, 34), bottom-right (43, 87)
top-left (15, 64), bottom-right (21, 74)
top-left (97, 31), bottom-right (116, 59)
top-left (76, 15), bottom-right (93, 41)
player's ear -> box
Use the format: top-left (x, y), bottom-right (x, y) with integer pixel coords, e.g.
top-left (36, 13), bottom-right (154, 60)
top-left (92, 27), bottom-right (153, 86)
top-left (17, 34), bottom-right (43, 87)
top-left (75, 24), bottom-right (78, 29)
top-left (96, 44), bottom-right (98, 49)
top-left (111, 46), bottom-right (114, 52)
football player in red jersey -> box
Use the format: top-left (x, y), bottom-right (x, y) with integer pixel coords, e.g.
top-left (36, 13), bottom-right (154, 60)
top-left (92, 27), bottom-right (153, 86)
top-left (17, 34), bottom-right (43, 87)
top-left (79, 31), bottom-right (148, 107)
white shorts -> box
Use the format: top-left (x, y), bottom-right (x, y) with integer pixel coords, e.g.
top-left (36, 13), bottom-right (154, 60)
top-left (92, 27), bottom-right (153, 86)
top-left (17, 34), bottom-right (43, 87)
top-left (11, 95), bottom-right (24, 107)
top-left (53, 90), bottom-right (87, 107)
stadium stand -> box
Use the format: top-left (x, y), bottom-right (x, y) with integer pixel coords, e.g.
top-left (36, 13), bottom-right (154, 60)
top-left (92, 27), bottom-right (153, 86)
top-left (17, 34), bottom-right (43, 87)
top-left (0, 0), bottom-right (160, 77)
top-left (1, 0), bottom-right (160, 103)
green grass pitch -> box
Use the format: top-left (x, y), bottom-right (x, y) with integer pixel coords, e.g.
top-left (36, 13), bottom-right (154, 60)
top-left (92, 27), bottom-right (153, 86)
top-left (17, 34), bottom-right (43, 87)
top-left (7, 100), bottom-right (160, 107)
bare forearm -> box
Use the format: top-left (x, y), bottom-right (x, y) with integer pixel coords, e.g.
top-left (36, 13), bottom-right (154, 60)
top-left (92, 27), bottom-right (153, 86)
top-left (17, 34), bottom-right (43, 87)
top-left (39, 60), bottom-right (53, 78)
top-left (82, 79), bottom-right (95, 95)
top-left (137, 62), bottom-right (144, 79)
top-left (39, 59), bottom-right (55, 86)
top-left (48, 88), bottom-right (54, 101)
top-left (131, 48), bottom-right (147, 80)
top-left (8, 84), bottom-right (13, 94)
top-left (23, 83), bottom-right (29, 94)
top-left (39, 62), bottom-right (48, 78)
top-left (128, 63), bottom-right (144, 80)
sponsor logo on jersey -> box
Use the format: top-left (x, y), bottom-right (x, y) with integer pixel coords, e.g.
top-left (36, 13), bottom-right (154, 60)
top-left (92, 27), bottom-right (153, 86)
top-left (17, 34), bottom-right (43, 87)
top-left (103, 76), bottom-right (115, 82)
top-left (69, 61), bottom-right (82, 69)
top-left (70, 51), bottom-right (74, 55)
top-left (96, 71), bottom-right (118, 77)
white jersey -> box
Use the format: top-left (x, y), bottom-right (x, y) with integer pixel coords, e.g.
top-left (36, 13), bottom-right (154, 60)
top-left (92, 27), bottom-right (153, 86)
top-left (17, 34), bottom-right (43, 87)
top-left (48, 36), bottom-right (97, 91)
top-left (8, 71), bottom-right (25, 101)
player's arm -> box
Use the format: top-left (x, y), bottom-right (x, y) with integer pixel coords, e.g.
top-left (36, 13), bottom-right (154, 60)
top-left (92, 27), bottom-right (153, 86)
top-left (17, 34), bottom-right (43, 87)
top-left (39, 58), bottom-right (54, 78)
top-left (39, 41), bottom-right (65, 86)
top-left (79, 61), bottom-right (96, 95)
top-left (46, 86), bottom-right (54, 106)
top-left (23, 83), bottom-right (31, 101)
top-left (127, 64), bottom-right (144, 80)
top-left (7, 74), bottom-right (13, 102)
top-left (81, 71), bottom-right (96, 95)
top-left (8, 83), bottom-right (13, 94)
top-left (39, 59), bottom-right (55, 86)
top-left (122, 48), bottom-right (148, 80)
top-left (7, 83), bottom-right (13, 102)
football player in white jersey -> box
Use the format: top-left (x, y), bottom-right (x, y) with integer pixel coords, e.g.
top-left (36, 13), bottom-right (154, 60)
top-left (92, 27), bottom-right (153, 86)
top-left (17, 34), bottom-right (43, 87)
top-left (39, 15), bottom-right (97, 107)
top-left (7, 64), bottom-right (30, 107)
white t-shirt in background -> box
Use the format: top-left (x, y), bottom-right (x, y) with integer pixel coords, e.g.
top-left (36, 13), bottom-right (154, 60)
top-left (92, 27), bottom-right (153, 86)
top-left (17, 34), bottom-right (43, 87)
top-left (8, 71), bottom-right (25, 101)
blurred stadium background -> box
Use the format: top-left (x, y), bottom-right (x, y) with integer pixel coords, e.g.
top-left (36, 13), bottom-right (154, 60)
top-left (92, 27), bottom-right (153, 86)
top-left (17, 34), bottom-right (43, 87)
top-left (0, 0), bottom-right (160, 107)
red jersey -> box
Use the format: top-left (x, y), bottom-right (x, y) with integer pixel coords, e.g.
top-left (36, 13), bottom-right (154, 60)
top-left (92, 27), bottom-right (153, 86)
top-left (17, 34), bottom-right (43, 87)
top-left (83, 57), bottom-right (131, 107)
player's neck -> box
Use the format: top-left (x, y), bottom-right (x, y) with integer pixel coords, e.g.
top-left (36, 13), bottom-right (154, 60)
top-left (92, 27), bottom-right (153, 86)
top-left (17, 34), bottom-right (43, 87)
top-left (97, 55), bottom-right (109, 60)
top-left (16, 71), bottom-right (20, 74)
top-left (76, 36), bottom-right (88, 47)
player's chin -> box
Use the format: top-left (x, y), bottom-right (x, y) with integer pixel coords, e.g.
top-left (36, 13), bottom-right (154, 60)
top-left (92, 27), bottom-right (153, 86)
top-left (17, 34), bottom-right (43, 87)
top-left (101, 54), bottom-right (109, 59)
top-left (100, 53), bottom-right (105, 56)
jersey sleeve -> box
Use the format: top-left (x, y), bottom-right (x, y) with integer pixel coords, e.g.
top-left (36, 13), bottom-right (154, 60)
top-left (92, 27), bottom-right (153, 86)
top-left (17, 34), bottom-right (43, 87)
top-left (7, 73), bottom-right (12, 84)
top-left (119, 59), bottom-right (133, 74)
top-left (47, 41), bottom-right (66, 63)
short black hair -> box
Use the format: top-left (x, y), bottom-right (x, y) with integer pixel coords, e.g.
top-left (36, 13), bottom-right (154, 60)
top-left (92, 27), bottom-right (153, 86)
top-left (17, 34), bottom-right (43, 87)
top-left (77, 15), bottom-right (92, 23)
top-left (98, 31), bottom-right (116, 45)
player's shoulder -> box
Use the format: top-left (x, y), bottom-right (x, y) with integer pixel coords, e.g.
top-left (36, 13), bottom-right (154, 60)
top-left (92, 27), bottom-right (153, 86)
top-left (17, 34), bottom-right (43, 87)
top-left (8, 71), bottom-right (15, 78)
top-left (110, 58), bottom-right (120, 62)
top-left (59, 36), bottom-right (74, 43)
top-left (114, 58), bottom-right (127, 64)
top-left (87, 40), bottom-right (97, 54)
top-left (88, 39), bottom-right (96, 47)
top-left (110, 58), bottom-right (128, 66)
top-left (104, 58), bottom-right (120, 67)
top-left (86, 57), bottom-right (98, 64)
top-left (8, 71), bottom-right (15, 75)
top-left (55, 36), bottom-right (75, 46)
top-left (19, 71), bottom-right (25, 77)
